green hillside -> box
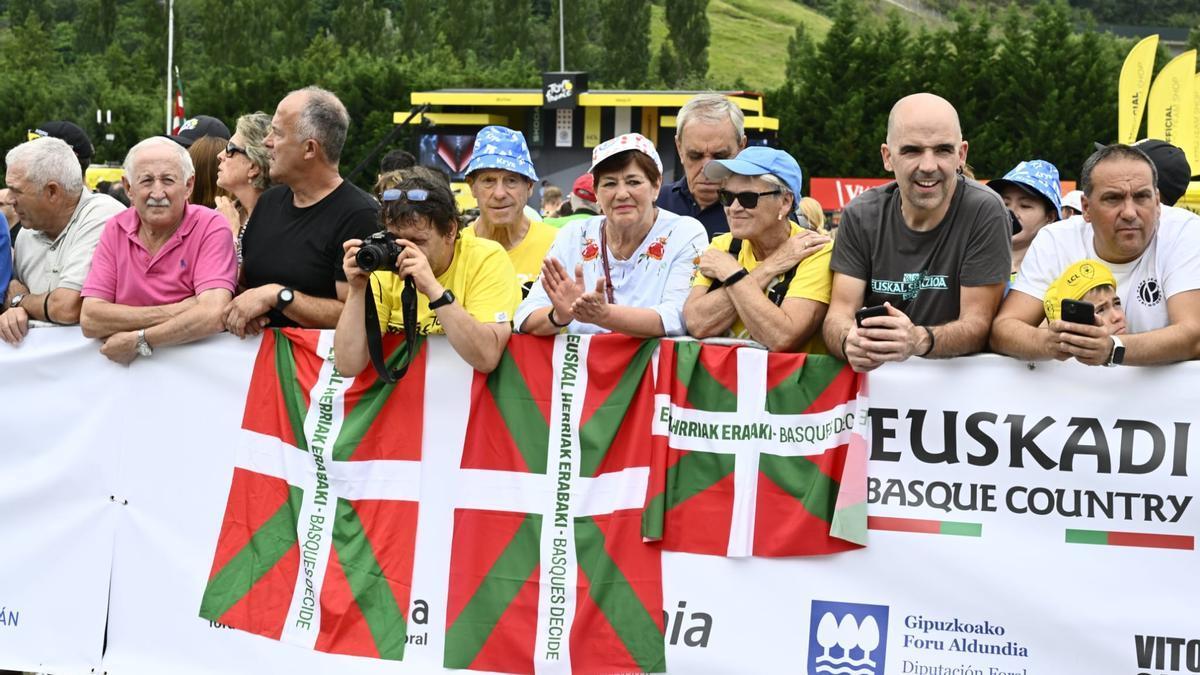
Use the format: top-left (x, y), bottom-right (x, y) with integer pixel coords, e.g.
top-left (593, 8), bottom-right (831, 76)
top-left (650, 0), bottom-right (834, 92)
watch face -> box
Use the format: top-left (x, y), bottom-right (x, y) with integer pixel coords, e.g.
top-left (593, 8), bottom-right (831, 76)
top-left (1112, 345), bottom-right (1125, 365)
top-left (281, 289), bottom-right (295, 302)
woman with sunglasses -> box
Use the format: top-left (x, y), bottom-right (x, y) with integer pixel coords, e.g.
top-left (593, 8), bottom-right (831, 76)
top-left (516, 133), bottom-right (707, 336)
top-left (684, 147), bottom-right (833, 352)
top-left (334, 170), bottom-right (521, 374)
top-left (215, 112), bottom-right (272, 263)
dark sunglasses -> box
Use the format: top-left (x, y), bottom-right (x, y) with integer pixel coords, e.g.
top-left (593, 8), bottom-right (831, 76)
top-left (381, 188), bottom-right (430, 203)
top-left (718, 188), bottom-right (781, 209)
top-left (224, 142), bottom-right (247, 157)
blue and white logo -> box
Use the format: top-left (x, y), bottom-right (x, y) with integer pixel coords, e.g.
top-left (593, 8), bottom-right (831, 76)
top-left (808, 600), bottom-right (889, 675)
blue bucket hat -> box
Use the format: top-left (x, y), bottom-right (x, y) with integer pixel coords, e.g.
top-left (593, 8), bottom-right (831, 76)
top-left (465, 125), bottom-right (538, 182)
top-left (703, 146), bottom-right (803, 208)
top-left (987, 159), bottom-right (1062, 216)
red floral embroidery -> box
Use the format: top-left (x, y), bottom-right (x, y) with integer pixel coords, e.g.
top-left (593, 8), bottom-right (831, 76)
top-left (582, 238), bottom-right (599, 261)
top-left (646, 236), bottom-right (668, 260)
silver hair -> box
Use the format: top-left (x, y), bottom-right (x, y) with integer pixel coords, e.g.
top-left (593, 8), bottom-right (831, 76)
top-left (675, 93), bottom-right (745, 144)
top-left (758, 172), bottom-right (798, 215)
top-left (290, 85), bottom-right (349, 164)
top-left (5, 137), bottom-right (84, 197)
top-left (123, 137), bottom-right (195, 181)
top-left (236, 111), bottom-right (273, 191)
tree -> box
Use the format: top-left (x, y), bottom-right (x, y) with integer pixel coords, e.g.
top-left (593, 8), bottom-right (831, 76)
top-left (550, 0), bottom-right (602, 72)
top-left (598, 0), bottom-right (651, 87)
top-left (660, 0), bottom-right (709, 87)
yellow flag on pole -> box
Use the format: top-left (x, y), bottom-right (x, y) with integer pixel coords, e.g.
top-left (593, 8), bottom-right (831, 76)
top-left (1192, 73), bottom-right (1200, 178)
top-left (1118, 35), bottom-right (1159, 144)
top-left (1147, 50), bottom-right (1196, 158)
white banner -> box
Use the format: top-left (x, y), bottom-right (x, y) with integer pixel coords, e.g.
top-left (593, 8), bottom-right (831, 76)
top-left (2, 328), bottom-right (1199, 674)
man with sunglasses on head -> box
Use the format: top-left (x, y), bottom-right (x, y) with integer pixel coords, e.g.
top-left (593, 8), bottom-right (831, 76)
top-left (224, 86), bottom-right (379, 337)
top-left (335, 172), bottom-right (520, 374)
top-left (823, 93), bottom-right (1011, 372)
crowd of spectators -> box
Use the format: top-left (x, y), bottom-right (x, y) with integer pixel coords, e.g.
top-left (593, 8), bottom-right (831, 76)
top-left (3, 88), bottom-right (1198, 374)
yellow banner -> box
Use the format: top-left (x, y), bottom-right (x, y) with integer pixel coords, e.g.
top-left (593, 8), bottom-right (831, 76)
top-left (1193, 73), bottom-right (1200, 178)
top-left (1118, 35), bottom-right (1159, 143)
top-left (1147, 50), bottom-right (1196, 156)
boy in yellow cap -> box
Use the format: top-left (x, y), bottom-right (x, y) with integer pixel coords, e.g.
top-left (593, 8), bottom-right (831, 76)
top-left (1043, 258), bottom-right (1126, 337)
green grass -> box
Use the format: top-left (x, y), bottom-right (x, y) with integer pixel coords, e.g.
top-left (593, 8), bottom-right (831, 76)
top-left (650, 0), bottom-right (834, 92)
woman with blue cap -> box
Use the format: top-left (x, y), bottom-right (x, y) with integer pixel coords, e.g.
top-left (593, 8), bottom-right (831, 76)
top-left (515, 133), bottom-right (708, 336)
top-left (684, 146), bottom-right (833, 352)
top-left (986, 159), bottom-right (1062, 276)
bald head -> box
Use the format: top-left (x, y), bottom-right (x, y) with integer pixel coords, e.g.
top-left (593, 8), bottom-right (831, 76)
top-left (886, 93), bottom-right (962, 147)
top-left (880, 93), bottom-right (968, 228)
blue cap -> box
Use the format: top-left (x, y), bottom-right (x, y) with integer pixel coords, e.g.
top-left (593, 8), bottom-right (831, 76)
top-left (703, 146), bottom-right (803, 207)
top-left (987, 159), bottom-right (1062, 215)
top-left (465, 126), bottom-right (538, 182)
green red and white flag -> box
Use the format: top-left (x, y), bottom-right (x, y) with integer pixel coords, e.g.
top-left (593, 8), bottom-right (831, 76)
top-left (643, 341), bottom-right (869, 557)
top-left (199, 328), bottom-right (426, 660)
top-left (445, 333), bottom-right (666, 674)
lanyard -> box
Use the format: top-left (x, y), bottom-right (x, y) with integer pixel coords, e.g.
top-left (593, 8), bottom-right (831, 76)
top-left (597, 219), bottom-right (617, 304)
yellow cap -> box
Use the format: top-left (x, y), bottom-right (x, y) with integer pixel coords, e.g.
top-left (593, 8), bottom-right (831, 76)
top-left (1044, 259), bottom-right (1117, 321)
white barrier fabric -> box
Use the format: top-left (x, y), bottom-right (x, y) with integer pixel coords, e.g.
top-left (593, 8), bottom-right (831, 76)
top-left (3, 328), bottom-right (1200, 675)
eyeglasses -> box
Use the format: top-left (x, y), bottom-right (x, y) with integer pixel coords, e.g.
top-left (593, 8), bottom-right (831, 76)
top-left (224, 142), bottom-right (247, 158)
top-left (718, 189), bottom-right (781, 209)
top-left (381, 188), bottom-right (430, 203)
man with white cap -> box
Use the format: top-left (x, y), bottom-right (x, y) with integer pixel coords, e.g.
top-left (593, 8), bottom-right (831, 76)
top-left (1061, 190), bottom-right (1084, 219)
top-left (463, 125), bottom-right (557, 293)
top-left (516, 133), bottom-right (707, 336)
top-left (992, 143), bottom-right (1200, 365)
top-left (685, 146), bottom-right (833, 352)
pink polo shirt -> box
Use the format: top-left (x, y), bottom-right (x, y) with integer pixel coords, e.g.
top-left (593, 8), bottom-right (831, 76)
top-left (81, 204), bottom-right (237, 306)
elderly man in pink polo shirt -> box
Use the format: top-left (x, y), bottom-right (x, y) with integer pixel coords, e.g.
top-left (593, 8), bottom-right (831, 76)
top-left (80, 137), bottom-right (237, 364)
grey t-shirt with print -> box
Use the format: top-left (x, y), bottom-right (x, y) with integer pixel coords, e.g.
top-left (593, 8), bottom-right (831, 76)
top-left (830, 176), bottom-right (1011, 326)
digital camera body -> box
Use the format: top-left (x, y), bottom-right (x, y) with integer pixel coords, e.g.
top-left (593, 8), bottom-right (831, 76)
top-left (356, 231), bottom-right (404, 272)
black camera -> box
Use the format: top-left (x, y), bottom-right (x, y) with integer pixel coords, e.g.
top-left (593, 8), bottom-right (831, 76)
top-left (356, 231), bottom-right (404, 272)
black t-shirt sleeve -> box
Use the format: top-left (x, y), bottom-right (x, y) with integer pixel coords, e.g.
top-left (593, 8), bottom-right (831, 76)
top-left (960, 189), bottom-right (1013, 286)
top-left (329, 205), bottom-right (381, 282)
top-left (829, 199), bottom-right (871, 280)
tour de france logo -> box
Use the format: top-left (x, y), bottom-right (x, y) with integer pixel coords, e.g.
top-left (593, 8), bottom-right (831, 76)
top-left (808, 600), bottom-right (889, 675)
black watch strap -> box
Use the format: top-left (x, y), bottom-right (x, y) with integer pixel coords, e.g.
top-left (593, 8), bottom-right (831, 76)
top-left (429, 289), bottom-right (455, 310)
top-left (275, 287), bottom-right (295, 312)
top-left (722, 268), bottom-right (750, 287)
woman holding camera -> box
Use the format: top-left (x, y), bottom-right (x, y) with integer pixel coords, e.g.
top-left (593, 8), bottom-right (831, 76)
top-left (683, 147), bottom-right (832, 352)
top-left (515, 133), bottom-right (707, 336)
top-left (334, 171), bottom-right (521, 375)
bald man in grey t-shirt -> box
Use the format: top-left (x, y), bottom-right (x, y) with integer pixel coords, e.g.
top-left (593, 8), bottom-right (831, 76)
top-left (822, 93), bottom-right (1011, 372)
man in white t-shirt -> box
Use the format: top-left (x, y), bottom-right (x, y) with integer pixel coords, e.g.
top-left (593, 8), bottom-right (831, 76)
top-left (991, 143), bottom-right (1200, 366)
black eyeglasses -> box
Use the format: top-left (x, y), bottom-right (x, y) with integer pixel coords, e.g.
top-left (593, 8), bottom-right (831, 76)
top-left (381, 188), bottom-right (430, 203)
top-left (718, 189), bottom-right (781, 209)
top-left (224, 142), bottom-right (247, 158)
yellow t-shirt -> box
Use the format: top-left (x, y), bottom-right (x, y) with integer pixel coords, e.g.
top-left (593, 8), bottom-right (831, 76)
top-left (465, 219), bottom-right (558, 290)
top-left (370, 231), bottom-right (521, 335)
top-left (692, 222), bottom-right (833, 353)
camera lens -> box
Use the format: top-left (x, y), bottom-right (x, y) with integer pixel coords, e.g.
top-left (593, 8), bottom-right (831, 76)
top-left (356, 244), bottom-right (384, 272)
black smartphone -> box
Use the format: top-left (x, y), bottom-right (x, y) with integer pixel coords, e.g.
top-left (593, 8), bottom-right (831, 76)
top-left (1061, 299), bottom-right (1096, 325)
top-left (855, 305), bottom-right (888, 328)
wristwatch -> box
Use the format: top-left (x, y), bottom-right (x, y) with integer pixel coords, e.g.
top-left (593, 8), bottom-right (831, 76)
top-left (429, 289), bottom-right (456, 310)
top-left (8, 293), bottom-right (25, 309)
top-left (1106, 335), bottom-right (1125, 367)
top-left (136, 329), bottom-right (153, 358)
top-left (275, 287), bottom-right (295, 312)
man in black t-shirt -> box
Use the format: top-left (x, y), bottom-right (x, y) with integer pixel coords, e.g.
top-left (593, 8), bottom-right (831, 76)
top-left (223, 86), bottom-right (379, 335)
top-left (822, 93), bottom-right (1011, 372)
